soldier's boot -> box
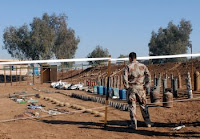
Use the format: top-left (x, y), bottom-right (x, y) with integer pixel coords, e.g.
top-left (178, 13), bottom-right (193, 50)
top-left (130, 119), bottom-right (137, 130)
top-left (144, 119), bottom-right (154, 128)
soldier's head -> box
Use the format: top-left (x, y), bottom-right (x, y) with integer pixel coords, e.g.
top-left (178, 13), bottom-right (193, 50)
top-left (129, 52), bottom-right (136, 62)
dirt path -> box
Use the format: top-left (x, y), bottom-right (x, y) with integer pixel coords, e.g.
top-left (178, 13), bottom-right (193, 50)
top-left (0, 83), bottom-right (199, 139)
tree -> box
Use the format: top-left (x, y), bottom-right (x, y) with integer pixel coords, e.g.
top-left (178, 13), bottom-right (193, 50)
top-left (116, 54), bottom-right (128, 64)
top-left (87, 45), bottom-right (109, 65)
top-left (3, 13), bottom-right (80, 62)
top-left (118, 54), bottom-right (128, 58)
top-left (148, 19), bottom-right (192, 63)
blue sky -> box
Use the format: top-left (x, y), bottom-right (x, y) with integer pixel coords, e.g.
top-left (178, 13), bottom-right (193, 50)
top-left (0, 0), bottom-right (200, 59)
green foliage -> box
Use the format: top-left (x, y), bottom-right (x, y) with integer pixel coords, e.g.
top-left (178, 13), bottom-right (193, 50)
top-left (3, 13), bottom-right (80, 62)
top-left (118, 54), bottom-right (128, 58)
top-left (87, 45), bottom-right (109, 65)
top-left (116, 54), bottom-right (128, 64)
top-left (148, 19), bottom-right (192, 63)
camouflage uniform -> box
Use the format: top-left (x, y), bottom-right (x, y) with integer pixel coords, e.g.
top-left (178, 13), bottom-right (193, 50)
top-left (123, 61), bottom-right (151, 129)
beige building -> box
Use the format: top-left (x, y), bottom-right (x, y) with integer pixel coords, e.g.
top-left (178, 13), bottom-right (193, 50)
top-left (0, 59), bottom-right (29, 75)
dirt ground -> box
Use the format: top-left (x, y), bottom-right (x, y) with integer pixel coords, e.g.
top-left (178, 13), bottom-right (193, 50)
top-left (0, 82), bottom-right (199, 139)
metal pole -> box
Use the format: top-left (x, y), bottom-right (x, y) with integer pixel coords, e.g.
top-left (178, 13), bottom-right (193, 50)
top-left (4, 67), bottom-right (6, 86)
top-left (19, 65), bottom-right (21, 84)
top-left (191, 45), bottom-right (193, 90)
top-left (33, 65), bottom-right (35, 85)
top-left (16, 66), bottom-right (18, 86)
top-left (71, 69), bottom-right (72, 82)
top-left (10, 66), bottom-right (12, 86)
top-left (27, 66), bottom-right (29, 85)
top-left (104, 55), bottom-right (111, 127)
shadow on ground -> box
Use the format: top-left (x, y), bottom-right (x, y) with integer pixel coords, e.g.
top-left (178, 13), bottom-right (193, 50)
top-left (41, 119), bottom-right (200, 138)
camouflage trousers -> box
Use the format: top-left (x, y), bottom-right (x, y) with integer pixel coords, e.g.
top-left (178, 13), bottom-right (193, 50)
top-left (126, 87), bottom-right (151, 128)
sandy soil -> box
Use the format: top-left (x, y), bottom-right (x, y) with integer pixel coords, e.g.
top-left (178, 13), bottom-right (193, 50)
top-left (0, 82), bottom-right (199, 139)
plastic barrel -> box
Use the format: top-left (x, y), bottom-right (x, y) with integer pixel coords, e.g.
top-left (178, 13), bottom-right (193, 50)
top-left (119, 89), bottom-right (126, 100)
top-left (97, 86), bottom-right (103, 95)
top-left (34, 67), bottom-right (39, 76)
top-left (93, 86), bottom-right (97, 94)
top-left (113, 88), bottom-right (119, 98)
top-left (103, 87), bottom-right (107, 95)
top-left (103, 87), bottom-right (112, 97)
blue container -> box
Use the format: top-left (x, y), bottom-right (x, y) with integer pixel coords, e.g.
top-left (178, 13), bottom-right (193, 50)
top-left (103, 87), bottom-right (112, 96)
top-left (119, 89), bottom-right (126, 100)
top-left (97, 86), bottom-right (104, 95)
top-left (113, 88), bottom-right (119, 98)
top-left (103, 87), bottom-right (107, 95)
top-left (34, 67), bottom-right (39, 75)
top-left (93, 86), bottom-right (97, 94)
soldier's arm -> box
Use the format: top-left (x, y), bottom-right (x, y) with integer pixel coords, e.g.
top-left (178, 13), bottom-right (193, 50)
top-left (144, 66), bottom-right (151, 88)
top-left (123, 66), bottom-right (129, 89)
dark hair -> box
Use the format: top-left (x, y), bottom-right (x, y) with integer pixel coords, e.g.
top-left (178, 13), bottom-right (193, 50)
top-left (129, 52), bottom-right (136, 61)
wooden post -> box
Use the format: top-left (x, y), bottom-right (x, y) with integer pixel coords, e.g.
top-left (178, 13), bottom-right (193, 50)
top-left (19, 65), bottom-right (22, 84)
top-left (171, 74), bottom-right (174, 89)
top-left (172, 78), bottom-right (178, 98)
top-left (100, 66), bottom-right (102, 77)
top-left (104, 56), bottom-right (111, 127)
top-left (112, 76), bottom-right (114, 88)
top-left (178, 73), bottom-right (182, 89)
top-left (117, 75), bottom-right (119, 88)
top-left (26, 67), bottom-right (29, 85)
top-left (10, 66), bottom-right (12, 86)
top-left (108, 77), bottom-right (110, 87)
top-left (41, 65), bottom-right (43, 84)
top-left (165, 73), bottom-right (168, 88)
top-left (153, 73), bottom-right (156, 86)
top-left (162, 79), bottom-right (167, 95)
top-left (115, 76), bottom-right (117, 88)
top-left (71, 69), bottom-right (72, 82)
top-left (121, 74), bottom-right (123, 89)
top-left (157, 73), bottom-right (161, 93)
top-left (191, 47), bottom-right (194, 90)
top-left (197, 71), bottom-right (200, 91)
top-left (111, 76), bottom-right (113, 88)
top-left (27, 66), bottom-right (29, 85)
top-left (105, 77), bottom-right (107, 87)
top-left (16, 66), bottom-right (18, 86)
top-left (4, 67), bottom-right (6, 86)
top-left (194, 71), bottom-right (200, 91)
top-left (186, 72), bottom-right (193, 98)
top-left (113, 76), bottom-right (117, 88)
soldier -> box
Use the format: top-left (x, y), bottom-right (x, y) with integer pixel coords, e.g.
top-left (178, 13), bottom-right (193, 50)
top-left (123, 52), bottom-right (153, 130)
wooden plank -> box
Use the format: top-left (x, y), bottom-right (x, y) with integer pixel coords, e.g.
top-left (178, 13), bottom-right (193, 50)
top-left (104, 55), bottom-right (111, 127)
